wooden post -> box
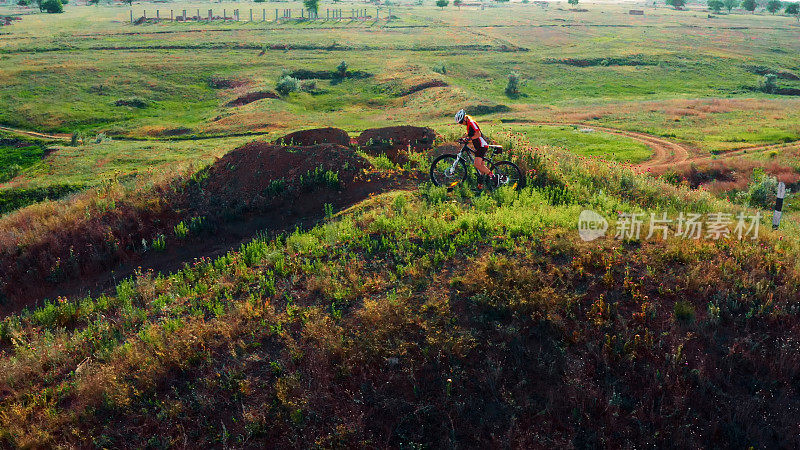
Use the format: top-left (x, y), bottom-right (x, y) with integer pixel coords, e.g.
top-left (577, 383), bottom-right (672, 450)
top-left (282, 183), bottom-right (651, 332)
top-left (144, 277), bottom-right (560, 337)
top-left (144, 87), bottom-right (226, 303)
top-left (156, 10), bottom-right (159, 20)
top-left (262, 9), bottom-right (265, 22)
top-left (143, 10), bottom-right (146, 19)
top-left (250, 9), bottom-right (252, 22)
top-left (197, 9), bottom-right (200, 20)
top-left (275, 9), bottom-right (278, 21)
top-left (130, 10), bottom-right (133, 23)
top-left (208, 9), bottom-right (212, 20)
top-left (774, 182), bottom-right (786, 229)
top-left (170, 10), bottom-right (173, 20)
top-left (223, 9), bottom-right (226, 19)
top-left (182, 10), bottom-right (186, 20)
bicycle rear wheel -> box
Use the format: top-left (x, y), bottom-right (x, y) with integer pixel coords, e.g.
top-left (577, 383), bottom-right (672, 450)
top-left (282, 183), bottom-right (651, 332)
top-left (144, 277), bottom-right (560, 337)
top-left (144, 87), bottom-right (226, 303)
top-left (430, 154), bottom-right (468, 188)
top-left (491, 161), bottom-right (525, 191)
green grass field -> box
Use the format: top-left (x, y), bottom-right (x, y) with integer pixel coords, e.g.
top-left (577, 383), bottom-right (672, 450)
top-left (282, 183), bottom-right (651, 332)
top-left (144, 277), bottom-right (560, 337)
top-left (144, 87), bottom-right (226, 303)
top-left (2, 2), bottom-right (800, 446)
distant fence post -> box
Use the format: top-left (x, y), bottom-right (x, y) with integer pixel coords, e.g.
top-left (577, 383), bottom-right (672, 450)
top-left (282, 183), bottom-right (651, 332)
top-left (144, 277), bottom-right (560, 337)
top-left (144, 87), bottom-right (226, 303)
top-left (262, 8), bottom-right (265, 21)
top-left (182, 9), bottom-right (186, 20)
top-left (130, 10), bottom-right (133, 23)
top-left (223, 8), bottom-right (226, 19)
top-left (143, 10), bottom-right (146, 19)
top-left (197, 9), bottom-right (200, 20)
top-left (170, 10), bottom-right (173, 20)
top-left (250, 9), bottom-right (253, 21)
top-left (208, 9), bottom-right (212, 20)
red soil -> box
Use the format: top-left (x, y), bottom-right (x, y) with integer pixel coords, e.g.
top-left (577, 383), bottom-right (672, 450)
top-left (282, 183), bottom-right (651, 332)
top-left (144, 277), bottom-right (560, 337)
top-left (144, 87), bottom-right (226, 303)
top-left (225, 91), bottom-right (279, 107)
top-left (273, 127), bottom-right (351, 146)
top-left (356, 126), bottom-right (438, 164)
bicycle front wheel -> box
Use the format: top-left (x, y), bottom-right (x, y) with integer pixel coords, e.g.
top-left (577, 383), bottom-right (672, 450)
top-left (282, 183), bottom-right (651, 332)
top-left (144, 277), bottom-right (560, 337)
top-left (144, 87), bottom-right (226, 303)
top-left (491, 161), bottom-right (525, 191)
top-left (430, 154), bottom-right (468, 189)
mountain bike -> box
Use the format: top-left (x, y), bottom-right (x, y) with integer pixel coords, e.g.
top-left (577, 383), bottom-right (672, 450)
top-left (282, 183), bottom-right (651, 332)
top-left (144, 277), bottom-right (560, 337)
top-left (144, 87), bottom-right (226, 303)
top-left (429, 140), bottom-right (524, 191)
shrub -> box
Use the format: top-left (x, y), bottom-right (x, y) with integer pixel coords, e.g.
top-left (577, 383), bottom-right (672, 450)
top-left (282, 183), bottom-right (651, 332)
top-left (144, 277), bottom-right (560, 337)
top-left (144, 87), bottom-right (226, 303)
top-left (762, 74), bottom-right (778, 93)
top-left (432, 63), bottom-right (447, 75)
top-left (115, 97), bottom-right (149, 108)
top-left (152, 234), bottom-right (166, 252)
top-left (736, 169), bottom-right (780, 209)
top-left (300, 80), bottom-right (317, 93)
top-left (174, 221), bottom-right (189, 239)
top-left (421, 183), bottom-right (447, 204)
top-left (42, 0), bottom-right (63, 13)
top-left (436, 0), bottom-right (449, 9)
top-left (568, 0), bottom-right (579, 5)
top-left (787, 2), bottom-right (799, 14)
top-left (505, 72), bottom-right (521, 97)
top-left (275, 75), bottom-right (299, 96)
top-left (336, 61), bottom-right (348, 78)
top-left (674, 301), bottom-right (695, 323)
top-left (667, 0), bottom-right (686, 8)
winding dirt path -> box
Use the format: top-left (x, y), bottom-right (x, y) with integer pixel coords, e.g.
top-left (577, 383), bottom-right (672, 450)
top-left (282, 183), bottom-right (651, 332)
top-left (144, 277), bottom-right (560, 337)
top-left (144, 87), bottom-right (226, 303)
top-left (0, 125), bottom-right (70, 141)
top-left (510, 121), bottom-right (800, 169)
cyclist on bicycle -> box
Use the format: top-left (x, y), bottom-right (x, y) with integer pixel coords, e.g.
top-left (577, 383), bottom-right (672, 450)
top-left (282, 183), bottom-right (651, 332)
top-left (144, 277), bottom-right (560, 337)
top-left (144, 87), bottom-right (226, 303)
top-left (455, 109), bottom-right (504, 187)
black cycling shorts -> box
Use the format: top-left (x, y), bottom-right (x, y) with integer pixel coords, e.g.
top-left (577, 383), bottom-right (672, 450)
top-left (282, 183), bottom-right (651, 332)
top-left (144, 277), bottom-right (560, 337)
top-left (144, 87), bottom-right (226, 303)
top-left (472, 137), bottom-right (488, 158)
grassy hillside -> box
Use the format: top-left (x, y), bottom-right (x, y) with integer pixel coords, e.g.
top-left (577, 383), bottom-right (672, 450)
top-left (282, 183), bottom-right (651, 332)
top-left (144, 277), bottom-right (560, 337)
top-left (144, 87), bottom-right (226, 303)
top-left (1, 133), bottom-right (799, 447)
top-left (1, 2), bottom-right (800, 447)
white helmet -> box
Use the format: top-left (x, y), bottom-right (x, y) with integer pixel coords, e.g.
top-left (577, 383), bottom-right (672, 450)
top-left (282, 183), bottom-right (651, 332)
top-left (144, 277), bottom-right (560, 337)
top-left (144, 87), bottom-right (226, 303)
top-left (454, 109), bottom-right (466, 124)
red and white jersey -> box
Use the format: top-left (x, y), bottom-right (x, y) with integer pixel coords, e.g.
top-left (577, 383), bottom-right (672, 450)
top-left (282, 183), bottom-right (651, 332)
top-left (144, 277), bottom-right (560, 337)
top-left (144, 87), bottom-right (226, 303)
top-left (464, 115), bottom-right (481, 138)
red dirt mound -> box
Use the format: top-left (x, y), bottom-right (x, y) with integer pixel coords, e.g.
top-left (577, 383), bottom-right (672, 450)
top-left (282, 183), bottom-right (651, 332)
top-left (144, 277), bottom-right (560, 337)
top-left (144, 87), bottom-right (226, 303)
top-left (226, 91), bottom-right (279, 107)
top-left (197, 142), bottom-right (372, 212)
top-left (356, 126), bottom-right (438, 164)
top-left (273, 128), bottom-right (351, 146)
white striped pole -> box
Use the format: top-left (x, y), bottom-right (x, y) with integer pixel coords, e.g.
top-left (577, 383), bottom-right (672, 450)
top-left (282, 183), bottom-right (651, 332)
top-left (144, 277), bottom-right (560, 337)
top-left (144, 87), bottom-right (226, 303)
top-left (773, 182), bottom-right (786, 229)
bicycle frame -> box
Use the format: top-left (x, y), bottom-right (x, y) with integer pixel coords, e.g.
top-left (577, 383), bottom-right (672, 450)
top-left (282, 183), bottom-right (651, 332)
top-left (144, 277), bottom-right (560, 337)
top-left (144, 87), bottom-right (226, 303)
top-left (447, 144), bottom-right (497, 175)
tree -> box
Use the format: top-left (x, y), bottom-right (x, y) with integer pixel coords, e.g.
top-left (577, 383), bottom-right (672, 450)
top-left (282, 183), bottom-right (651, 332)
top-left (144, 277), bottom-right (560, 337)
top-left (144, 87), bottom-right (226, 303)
top-left (454, 0), bottom-right (461, 9)
top-left (723, 0), bottom-right (738, 10)
top-left (786, 2), bottom-right (799, 15)
top-left (766, 0), bottom-right (782, 13)
top-left (436, 0), bottom-right (448, 9)
top-left (568, 0), bottom-right (579, 5)
top-left (708, 0), bottom-right (724, 12)
top-left (667, 0), bottom-right (686, 9)
top-left (303, 0), bottom-right (319, 16)
top-left (742, 0), bottom-right (756, 12)
top-left (41, 0), bottom-right (62, 13)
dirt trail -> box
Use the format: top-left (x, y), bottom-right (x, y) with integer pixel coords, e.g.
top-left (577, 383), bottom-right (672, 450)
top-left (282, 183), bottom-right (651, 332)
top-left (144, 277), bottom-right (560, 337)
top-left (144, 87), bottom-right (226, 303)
top-left (511, 121), bottom-right (692, 169)
top-left (0, 125), bottom-right (70, 141)
top-left (512, 121), bottom-right (800, 170)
